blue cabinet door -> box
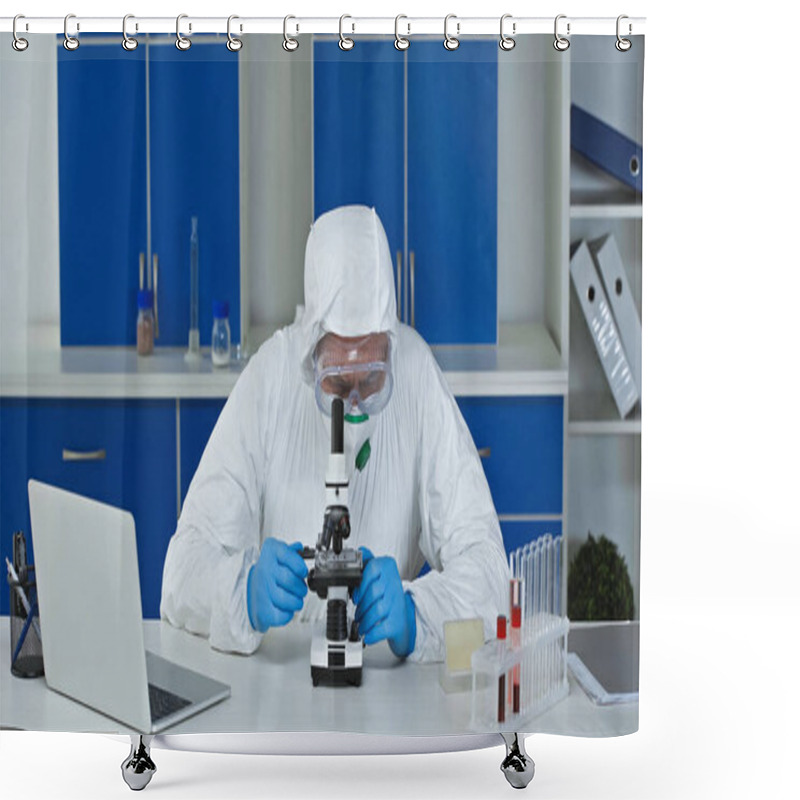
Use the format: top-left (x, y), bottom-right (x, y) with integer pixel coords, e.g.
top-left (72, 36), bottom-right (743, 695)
top-left (57, 39), bottom-right (240, 347)
top-left (457, 396), bottom-right (564, 515)
top-left (179, 399), bottom-right (226, 508)
top-left (0, 399), bottom-right (176, 618)
top-left (313, 39), bottom-right (405, 294)
top-left (57, 43), bottom-right (147, 346)
top-left (408, 42), bottom-right (498, 345)
top-left (149, 40), bottom-right (241, 347)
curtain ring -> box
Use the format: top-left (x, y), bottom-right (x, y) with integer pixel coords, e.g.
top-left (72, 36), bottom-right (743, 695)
top-left (63, 13), bottom-right (79, 51)
top-left (499, 14), bottom-right (515, 51)
top-left (616, 15), bottom-right (632, 52)
top-left (175, 14), bottom-right (191, 51)
top-left (12, 15), bottom-right (29, 52)
top-left (553, 14), bottom-right (570, 51)
top-left (339, 14), bottom-right (355, 50)
top-left (122, 15), bottom-right (138, 51)
top-left (395, 14), bottom-right (410, 51)
top-left (444, 14), bottom-right (459, 51)
top-left (283, 15), bottom-right (299, 52)
top-left (227, 15), bottom-right (243, 52)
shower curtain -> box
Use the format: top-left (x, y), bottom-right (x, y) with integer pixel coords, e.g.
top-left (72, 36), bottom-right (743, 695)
top-left (0, 17), bottom-right (644, 751)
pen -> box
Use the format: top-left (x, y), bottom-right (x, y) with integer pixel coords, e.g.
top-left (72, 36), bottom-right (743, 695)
top-left (5, 557), bottom-right (42, 642)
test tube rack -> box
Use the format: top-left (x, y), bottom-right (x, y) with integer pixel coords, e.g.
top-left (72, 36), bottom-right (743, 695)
top-left (470, 534), bottom-right (569, 730)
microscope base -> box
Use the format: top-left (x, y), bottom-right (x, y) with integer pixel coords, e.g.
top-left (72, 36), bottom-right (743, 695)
top-left (311, 665), bottom-right (362, 687)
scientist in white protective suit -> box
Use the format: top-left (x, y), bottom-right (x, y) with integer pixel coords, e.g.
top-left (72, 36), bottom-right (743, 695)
top-left (160, 205), bottom-right (510, 662)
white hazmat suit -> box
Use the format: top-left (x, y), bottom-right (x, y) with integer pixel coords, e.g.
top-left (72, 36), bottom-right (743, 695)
top-left (160, 205), bottom-right (510, 662)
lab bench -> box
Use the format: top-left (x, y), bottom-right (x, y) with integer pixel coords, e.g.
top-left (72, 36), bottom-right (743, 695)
top-left (0, 617), bottom-right (636, 738)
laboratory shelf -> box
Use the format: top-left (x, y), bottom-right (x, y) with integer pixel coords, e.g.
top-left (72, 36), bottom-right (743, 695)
top-left (567, 391), bottom-right (642, 435)
top-left (0, 324), bottom-right (566, 400)
top-left (570, 195), bottom-right (643, 220)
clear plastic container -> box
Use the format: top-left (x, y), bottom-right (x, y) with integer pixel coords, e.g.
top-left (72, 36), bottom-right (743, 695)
top-left (137, 290), bottom-right (155, 356)
top-left (470, 534), bottom-right (569, 730)
top-left (211, 300), bottom-right (231, 367)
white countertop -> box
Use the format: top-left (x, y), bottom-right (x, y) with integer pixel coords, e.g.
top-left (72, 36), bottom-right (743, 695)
top-left (0, 324), bottom-right (567, 399)
top-left (1, 618), bottom-right (636, 738)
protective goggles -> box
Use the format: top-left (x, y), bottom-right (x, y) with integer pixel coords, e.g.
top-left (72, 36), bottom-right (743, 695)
top-left (313, 334), bottom-right (393, 421)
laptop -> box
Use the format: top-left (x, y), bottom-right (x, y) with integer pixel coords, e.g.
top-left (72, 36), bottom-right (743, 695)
top-left (28, 479), bottom-right (230, 733)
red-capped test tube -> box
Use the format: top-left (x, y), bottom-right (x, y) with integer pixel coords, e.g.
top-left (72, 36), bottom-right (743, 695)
top-left (510, 579), bottom-right (522, 714)
top-left (497, 614), bottom-right (507, 723)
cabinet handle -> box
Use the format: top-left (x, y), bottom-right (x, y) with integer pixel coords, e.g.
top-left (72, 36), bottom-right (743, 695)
top-left (62, 449), bottom-right (107, 462)
top-left (410, 250), bottom-right (416, 329)
top-left (153, 253), bottom-right (160, 339)
top-left (396, 250), bottom-right (402, 320)
top-left (477, 447), bottom-right (491, 459)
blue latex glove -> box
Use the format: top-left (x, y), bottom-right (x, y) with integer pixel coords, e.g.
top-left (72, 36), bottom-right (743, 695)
top-left (353, 547), bottom-right (416, 658)
top-left (247, 539), bottom-right (308, 633)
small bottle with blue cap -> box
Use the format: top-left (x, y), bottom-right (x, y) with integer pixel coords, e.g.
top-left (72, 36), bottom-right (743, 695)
top-left (211, 300), bottom-right (231, 367)
top-left (137, 290), bottom-right (155, 356)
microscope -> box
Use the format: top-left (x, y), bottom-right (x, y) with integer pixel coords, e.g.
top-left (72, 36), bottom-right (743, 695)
top-left (306, 397), bottom-right (364, 687)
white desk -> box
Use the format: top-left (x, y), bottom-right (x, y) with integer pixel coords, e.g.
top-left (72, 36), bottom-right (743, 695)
top-left (1, 618), bottom-right (636, 738)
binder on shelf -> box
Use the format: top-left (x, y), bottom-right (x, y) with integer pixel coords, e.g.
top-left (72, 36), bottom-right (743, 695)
top-left (589, 234), bottom-right (642, 397)
top-left (570, 240), bottom-right (638, 419)
top-left (571, 104), bottom-right (643, 193)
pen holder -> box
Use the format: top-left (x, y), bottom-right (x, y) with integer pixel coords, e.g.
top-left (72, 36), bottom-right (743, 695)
top-left (8, 567), bottom-right (44, 678)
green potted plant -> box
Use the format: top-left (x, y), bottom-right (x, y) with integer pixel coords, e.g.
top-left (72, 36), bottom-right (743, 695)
top-left (568, 533), bottom-right (635, 621)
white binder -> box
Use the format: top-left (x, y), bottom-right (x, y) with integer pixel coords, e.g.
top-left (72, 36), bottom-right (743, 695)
top-left (589, 234), bottom-right (642, 397)
top-left (570, 240), bottom-right (639, 418)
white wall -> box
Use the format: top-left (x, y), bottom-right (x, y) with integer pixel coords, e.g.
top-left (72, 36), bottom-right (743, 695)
top-left (239, 36), bottom-right (313, 352)
top-left (0, 33), bottom-right (61, 355)
top-left (497, 37), bottom-right (567, 348)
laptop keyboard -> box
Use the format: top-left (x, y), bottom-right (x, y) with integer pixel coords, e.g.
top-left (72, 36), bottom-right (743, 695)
top-left (148, 683), bottom-right (191, 722)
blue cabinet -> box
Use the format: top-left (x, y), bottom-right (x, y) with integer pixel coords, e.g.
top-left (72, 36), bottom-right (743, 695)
top-left (407, 42), bottom-right (498, 345)
top-left (313, 40), bottom-right (497, 345)
top-left (457, 396), bottom-right (564, 516)
top-left (57, 44), bottom-right (148, 346)
top-left (0, 399), bottom-right (176, 618)
top-left (179, 399), bottom-right (225, 508)
top-left (149, 42), bottom-right (241, 347)
top-left (313, 41), bottom-right (405, 277)
top-left (57, 39), bottom-right (240, 347)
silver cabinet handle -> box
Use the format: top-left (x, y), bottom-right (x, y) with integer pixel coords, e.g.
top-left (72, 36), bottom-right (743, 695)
top-left (396, 250), bottom-right (402, 320)
top-left (410, 250), bottom-right (416, 329)
top-left (153, 253), bottom-right (160, 339)
top-left (62, 449), bottom-right (107, 462)
top-left (477, 447), bottom-right (491, 459)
